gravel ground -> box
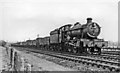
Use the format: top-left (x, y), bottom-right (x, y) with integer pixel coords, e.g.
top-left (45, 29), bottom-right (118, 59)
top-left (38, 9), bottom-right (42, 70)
top-left (18, 49), bottom-right (107, 71)
top-left (17, 49), bottom-right (76, 71)
top-left (1, 46), bottom-right (11, 71)
top-left (30, 52), bottom-right (107, 71)
top-left (0, 46), bottom-right (110, 72)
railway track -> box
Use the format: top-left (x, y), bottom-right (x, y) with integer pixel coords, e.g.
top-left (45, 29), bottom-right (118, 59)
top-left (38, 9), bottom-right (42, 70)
top-left (13, 47), bottom-right (120, 72)
top-left (16, 47), bottom-right (119, 62)
top-left (86, 55), bottom-right (119, 63)
top-left (102, 52), bottom-right (120, 56)
top-left (102, 48), bottom-right (120, 56)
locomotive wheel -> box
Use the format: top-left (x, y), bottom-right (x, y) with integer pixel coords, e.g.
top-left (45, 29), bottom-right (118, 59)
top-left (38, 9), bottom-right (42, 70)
top-left (68, 48), bottom-right (72, 52)
top-left (59, 47), bottom-right (62, 52)
top-left (86, 47), bottom-right (91, 54)
top-left (67, 45), bottom-right (72, 53)
top-left (95, 47), bottom-right (101, 55)
top-left (90, 47), bottom-right (94, 54)
top-left (73, 47), bottom-right (78, 53)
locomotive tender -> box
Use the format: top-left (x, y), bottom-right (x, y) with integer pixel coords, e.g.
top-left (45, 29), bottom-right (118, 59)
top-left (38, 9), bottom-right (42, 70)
top-left (12, 18), bottom-right (108, 55)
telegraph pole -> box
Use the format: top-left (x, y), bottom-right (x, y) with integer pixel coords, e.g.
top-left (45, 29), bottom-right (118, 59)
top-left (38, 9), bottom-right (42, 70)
top-left (37, 34), bottom-right (39, 38)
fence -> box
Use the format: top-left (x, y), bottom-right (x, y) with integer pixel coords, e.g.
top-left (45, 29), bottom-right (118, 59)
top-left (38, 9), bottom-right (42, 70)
top-left (5, 47), bottom-right (32, 72)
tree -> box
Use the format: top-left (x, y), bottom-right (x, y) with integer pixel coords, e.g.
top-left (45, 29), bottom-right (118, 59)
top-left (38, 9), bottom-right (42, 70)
top-left (0, 40), bottom-right (6, 47)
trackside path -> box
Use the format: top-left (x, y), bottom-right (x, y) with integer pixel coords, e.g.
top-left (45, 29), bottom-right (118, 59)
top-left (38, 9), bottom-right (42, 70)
top-left (0, 46), bottom-right (11, 72)
top-left (0, 46), bottom-right (2, 72)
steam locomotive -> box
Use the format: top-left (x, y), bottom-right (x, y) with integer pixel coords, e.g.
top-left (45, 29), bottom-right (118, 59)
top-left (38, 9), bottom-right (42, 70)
top-left (12, 18), bottom-right (108, 55)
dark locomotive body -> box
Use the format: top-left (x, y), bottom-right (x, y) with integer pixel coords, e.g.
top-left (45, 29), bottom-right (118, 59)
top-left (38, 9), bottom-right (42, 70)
top-left (12, 18), bottom-right (108, 55)
top-left (47, 18), bottom-right (107, 54)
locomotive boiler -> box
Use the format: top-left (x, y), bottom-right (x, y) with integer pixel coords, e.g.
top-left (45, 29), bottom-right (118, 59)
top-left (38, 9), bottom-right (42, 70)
top-left (66, 18), bottom-right (101, 39)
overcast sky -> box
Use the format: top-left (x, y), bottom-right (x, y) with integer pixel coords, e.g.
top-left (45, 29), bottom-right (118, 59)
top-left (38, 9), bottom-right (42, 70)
top-left (0, 0), bottom-right (119, 42)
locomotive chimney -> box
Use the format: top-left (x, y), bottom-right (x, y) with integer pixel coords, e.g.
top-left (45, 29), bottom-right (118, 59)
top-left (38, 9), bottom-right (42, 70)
top-left (87, 18), bottom-right (92, 23)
